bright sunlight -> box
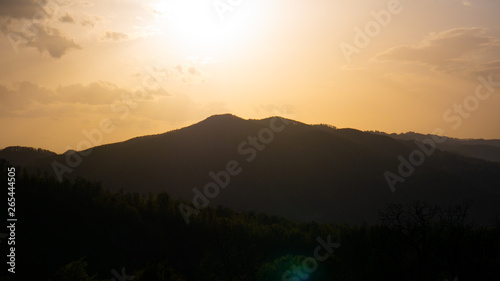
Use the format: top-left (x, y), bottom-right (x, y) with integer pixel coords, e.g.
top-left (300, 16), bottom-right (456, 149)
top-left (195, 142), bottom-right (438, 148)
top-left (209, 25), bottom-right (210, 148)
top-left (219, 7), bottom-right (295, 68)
top-left (150, 0), bottom-right (261, 54)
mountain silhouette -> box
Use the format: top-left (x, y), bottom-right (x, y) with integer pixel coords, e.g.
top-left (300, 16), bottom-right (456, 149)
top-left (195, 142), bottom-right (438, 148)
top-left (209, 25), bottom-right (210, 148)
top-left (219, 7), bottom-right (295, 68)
top-left (2, 114), bottom-right (500, 224)
top-left (374, 131), bottom-right (500, 163)
top-left (0, 146), bottom-right (56, 166)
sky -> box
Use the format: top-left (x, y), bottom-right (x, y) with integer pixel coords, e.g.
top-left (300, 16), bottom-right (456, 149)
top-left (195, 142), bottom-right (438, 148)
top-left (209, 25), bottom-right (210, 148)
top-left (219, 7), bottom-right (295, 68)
top-left (0, 0), bottom-right (499, 153)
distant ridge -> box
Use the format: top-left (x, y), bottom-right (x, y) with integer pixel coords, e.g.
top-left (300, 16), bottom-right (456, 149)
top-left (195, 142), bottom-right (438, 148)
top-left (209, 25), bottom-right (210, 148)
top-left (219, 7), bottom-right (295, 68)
top-left (371, 131), bottom-right (500, 163)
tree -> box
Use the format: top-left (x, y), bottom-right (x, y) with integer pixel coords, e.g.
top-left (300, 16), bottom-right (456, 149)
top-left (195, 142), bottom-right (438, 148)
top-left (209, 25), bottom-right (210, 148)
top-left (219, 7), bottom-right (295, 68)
top-left (379, 201), bottom-right (473, 281)
top-left (51, 258), bottom-right (101, 281)
top-left (380, 201), bottom-right (441, 281)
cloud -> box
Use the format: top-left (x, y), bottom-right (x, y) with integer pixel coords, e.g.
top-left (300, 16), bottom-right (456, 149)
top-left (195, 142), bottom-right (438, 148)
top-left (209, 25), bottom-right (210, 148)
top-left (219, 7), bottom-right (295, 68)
top-left (59, 12), bottom-right (74, 23)
top-left (56, 81), bottom-right (133, 105)
top-left (0, 0), bottom-right (81, 58)
top-left (173, 64), bottom-right (204, 83)
top-left (0, 0), bottom-right (96, 23)
top-left (473, 60), bottom-right (500, 79)
top-left (0, 81), bottom-right (53, 111)
top-left (102, 31), bottom-right (128, 41)
top-left (135, 64), bottom-right (206, 85)
top-left (175, 64), bottom-right (183, 74)
top-left (0, 80), bottom-right (229, 140)
top-left (373, 27), bottom-right (500, 77)
top-left (0, 0), bottom-right (43, 19)
top-left (80, 18), bottom-right (94, 27)
top-left (0, 81), bottom-right (127, 117)
top-left (135, 93), bottom-right (228, 124)
top-left (80, 19), bottom-right (92, 27)
top-left (0, 0), bottom-right (103, 58)
top-left (0, 80), bottom-right (175, 118)
top-left (78, 14), bottom-right (103, 28)
top-left (0, 81), bottom-right (74, 119)
top-left (462, 0), bottom-right (472, 6)
top-left (187, 66), bottom-right (200, 76)
top-left (23, 25), bottom-right (81, 58)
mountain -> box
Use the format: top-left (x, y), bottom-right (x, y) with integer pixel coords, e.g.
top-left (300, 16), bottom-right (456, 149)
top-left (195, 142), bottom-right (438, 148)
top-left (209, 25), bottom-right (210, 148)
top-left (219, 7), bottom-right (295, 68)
top-left (372, 131), bottom-right (500, 163)
top-left (0, 146), bottom-right (57, 166)
top-left (10, 114), bottom-right (500, 225)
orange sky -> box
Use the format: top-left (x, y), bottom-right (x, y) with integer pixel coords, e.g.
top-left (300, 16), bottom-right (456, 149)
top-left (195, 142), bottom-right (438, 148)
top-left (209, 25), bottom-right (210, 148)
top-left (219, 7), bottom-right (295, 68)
top-left (1, 0), bottom-right (500, 153)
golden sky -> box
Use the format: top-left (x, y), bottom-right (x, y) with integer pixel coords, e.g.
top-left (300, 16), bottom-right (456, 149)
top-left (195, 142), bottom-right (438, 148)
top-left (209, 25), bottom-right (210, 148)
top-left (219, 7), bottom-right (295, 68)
top-left (1, 0), bottom-right (500, 153)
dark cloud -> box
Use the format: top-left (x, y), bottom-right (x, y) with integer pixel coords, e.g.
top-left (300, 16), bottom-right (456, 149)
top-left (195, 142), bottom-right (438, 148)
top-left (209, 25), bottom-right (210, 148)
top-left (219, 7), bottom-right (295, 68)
top-left (23, 25), bottom-right (80, 58)
top-left (0, 0), bottom-right (45, 19)
top-left (0, 0), bottom-right (102, 29)
top-left (0, 0), bottom-right (81, 58)
top-left (102, 31), bottom-right (128, 41)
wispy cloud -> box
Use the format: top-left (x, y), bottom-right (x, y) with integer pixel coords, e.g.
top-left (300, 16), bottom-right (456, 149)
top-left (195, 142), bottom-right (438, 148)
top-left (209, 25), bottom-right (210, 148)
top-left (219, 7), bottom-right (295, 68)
top-left (373, 27), bottom-right (500, 77)
top-left (462, 0), bottom-right (473, 7)
top-left (102, 31), bottom-right (128, 41)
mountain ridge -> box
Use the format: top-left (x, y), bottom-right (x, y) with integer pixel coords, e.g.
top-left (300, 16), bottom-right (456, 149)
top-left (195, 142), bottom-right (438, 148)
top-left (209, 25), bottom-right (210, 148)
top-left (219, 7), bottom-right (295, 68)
top-left (2, 115), bottom-right (499, 225)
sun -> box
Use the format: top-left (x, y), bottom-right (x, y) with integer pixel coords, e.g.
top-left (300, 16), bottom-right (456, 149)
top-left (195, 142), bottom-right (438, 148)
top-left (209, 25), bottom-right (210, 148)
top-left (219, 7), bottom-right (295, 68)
top-left (151, 0), bottom-right (259, 54)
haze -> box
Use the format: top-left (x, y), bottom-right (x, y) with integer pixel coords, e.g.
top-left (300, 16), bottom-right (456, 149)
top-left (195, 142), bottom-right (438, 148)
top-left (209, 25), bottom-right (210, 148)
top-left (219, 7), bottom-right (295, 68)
top-left (1, 0), bottom-right (499, 153)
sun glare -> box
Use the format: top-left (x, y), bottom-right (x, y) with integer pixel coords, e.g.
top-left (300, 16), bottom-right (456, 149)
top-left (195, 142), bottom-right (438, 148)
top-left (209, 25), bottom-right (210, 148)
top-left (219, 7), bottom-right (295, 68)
top-left (151, 0), bottom-right (260, 54)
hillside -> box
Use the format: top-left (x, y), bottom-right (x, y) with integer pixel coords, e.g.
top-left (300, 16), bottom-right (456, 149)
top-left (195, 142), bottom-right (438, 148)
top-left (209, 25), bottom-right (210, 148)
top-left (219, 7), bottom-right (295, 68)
top-left (0, 146), bottom-right (57, 166)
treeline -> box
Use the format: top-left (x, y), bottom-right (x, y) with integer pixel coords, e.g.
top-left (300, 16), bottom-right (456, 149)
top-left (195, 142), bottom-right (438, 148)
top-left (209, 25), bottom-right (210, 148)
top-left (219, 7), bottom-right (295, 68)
top-left (0, 159), bottom-right (499, 281)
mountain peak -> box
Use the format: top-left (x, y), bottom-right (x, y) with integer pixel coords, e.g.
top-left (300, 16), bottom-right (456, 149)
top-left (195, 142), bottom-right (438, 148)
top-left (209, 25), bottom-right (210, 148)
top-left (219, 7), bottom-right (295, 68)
top-left (190, 114), bottom-right (247, 129)
top-left (202, 113), bottom-right (244, 122)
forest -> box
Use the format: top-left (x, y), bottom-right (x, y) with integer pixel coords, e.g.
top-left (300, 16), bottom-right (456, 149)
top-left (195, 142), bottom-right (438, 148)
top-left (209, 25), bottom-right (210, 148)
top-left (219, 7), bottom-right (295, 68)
top-left (1, 158), bottom-right (499, 281)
